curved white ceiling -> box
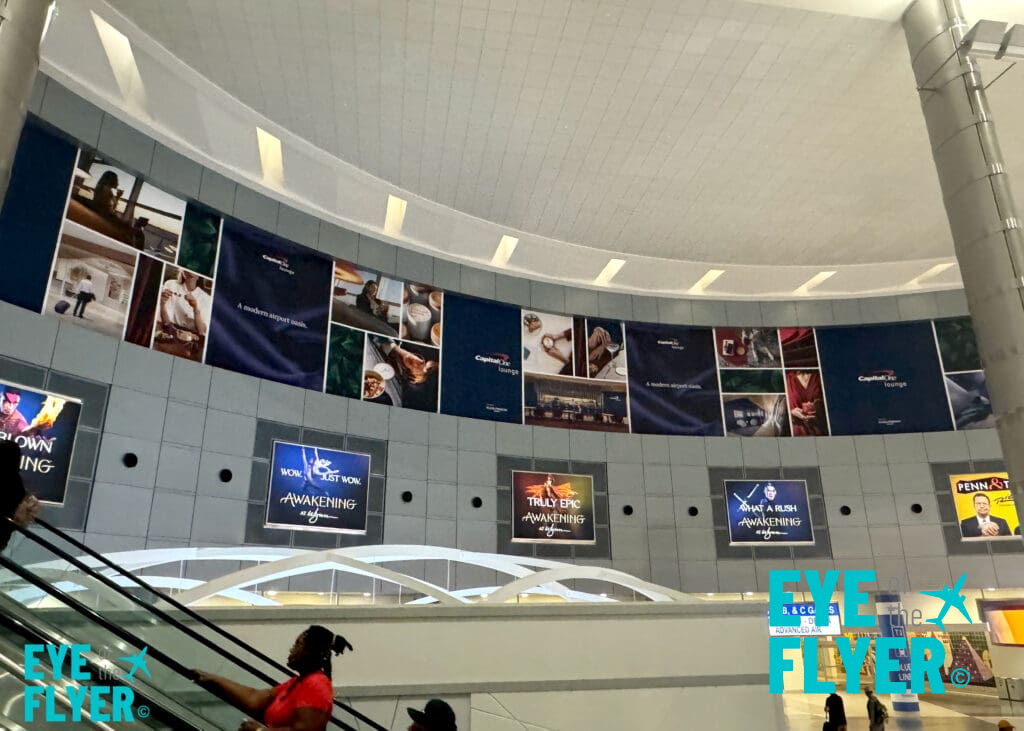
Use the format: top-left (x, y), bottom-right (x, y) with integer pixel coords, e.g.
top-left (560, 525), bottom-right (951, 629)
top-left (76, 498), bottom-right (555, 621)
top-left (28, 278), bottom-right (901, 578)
top-left (38, 0), bottom-right (1024, 297)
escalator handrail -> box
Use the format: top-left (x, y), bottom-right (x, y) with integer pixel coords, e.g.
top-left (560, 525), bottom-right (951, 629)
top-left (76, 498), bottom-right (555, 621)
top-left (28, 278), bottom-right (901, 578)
top-left (0, 553), bottom-right (361, 731)
top-left (0, 603), bottom-right (206, 731)
top-left (30, 518), bottom-right (388, 731)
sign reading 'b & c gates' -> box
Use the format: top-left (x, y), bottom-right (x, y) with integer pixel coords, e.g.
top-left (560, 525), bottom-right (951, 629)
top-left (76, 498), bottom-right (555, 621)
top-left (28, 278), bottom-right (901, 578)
top-left (265, 441), bottom-right (371, 534)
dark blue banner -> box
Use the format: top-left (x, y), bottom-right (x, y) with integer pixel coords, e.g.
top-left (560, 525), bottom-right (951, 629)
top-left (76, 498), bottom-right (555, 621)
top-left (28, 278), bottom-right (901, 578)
top-left (205, 220), bottom-right (331, 389)
top-left (816, 323), bottom-right (951, 435)
top-left (265, 442), bottom-right (370, 534)
top-left (0, 121), bottom-right (77, 312)
top-left (725, 479), bottom-right (814, 545)
top-left (440, 293), bottom-right (522, 423)
top-left (625, 323), bottom-right (722, 435)
top-left (0, 381), bottom-right (82, 505)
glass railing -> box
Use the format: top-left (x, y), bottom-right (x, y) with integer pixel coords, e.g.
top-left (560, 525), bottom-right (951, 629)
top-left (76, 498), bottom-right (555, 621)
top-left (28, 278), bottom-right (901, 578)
top-left (2, 521), bottom-right (380, 730)
top-left (0, 608), bottom-right (193, 730)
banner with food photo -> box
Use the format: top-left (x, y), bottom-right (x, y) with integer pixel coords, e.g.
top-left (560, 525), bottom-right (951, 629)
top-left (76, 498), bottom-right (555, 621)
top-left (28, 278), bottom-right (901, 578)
top-left (265, 441), bottom-right (371, 534)
top-left (511, 470), bottom-right (596, 544)
top-left (0, 381), bottom-right (82, 505)
top-left (949, 472), bottom-right (1020, 541)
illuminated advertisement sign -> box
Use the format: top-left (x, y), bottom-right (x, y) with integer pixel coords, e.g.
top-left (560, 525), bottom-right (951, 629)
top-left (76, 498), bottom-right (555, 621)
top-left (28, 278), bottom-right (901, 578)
top-left (0, 381), bottom-right (81, 505)
top-left (511, 471), bottom-right (595, 545)
top-left (265, 441), bottom-right (371, 534)
top-left (725, 479), bottom-right (814, 546)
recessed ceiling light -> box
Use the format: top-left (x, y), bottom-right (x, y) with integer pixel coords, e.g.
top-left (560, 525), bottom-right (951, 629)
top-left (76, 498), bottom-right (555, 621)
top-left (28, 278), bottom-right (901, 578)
top-left (600, 593), bottom-right (608, 598)
top-left (256, 128), bottom-right (284, 188)
top-left (688, 269), bottom-right (725, 294)
top-left (706, 592), bottom-right (715, 597)
top-left (266, 590), bottom-right (277, 596)
top-left (91, 12), bottom-right (147, 113)
top-left (905, 262), bottom-right (955, 288)
top-left (362, 592), bottom-right (372, 597)
top-left (987, 587), bottom-right (996, 591)
top-left (384, 194), bottom-right (407, 237)
top-left (793, 271), bottom-right (836, 296)
top-left (594, 258), bottom-right (626, 286)
top-left (491, 235), bottom-right (519, 267)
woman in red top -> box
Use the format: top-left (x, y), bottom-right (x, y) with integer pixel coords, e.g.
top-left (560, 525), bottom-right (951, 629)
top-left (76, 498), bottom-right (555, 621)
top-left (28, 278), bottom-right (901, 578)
top-left (194, 625), bottom-right (352, 731)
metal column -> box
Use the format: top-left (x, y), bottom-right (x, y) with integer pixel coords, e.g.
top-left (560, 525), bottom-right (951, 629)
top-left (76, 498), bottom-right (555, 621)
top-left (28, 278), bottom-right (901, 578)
top-left (0, 0), bottom-right (51, 204)
top-left (903, 0), bottom-right (1024, 498)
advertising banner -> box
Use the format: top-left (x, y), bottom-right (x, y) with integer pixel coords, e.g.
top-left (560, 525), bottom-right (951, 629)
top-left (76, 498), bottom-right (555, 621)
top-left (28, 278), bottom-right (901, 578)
top-left (511, 471), bottom-right (596, 544)
top-left (768, 603), bottom-right (841, 637)
top-left (724, 479), bottom-right (814, 545)
top-left (625, 322), bottom-right (722, 435)
top-left (816, 323), bottom-right (951, 435)
top-left (440, 294), bottom-right (522, 423)
top-left (949, 472), bottom-right (1019, 540)
top-left (205, 220), bottom-right (331, 390)
top-left (0, 381), bottom-right (81, 505)
top-left (265, 441), bottom-right (371, 534)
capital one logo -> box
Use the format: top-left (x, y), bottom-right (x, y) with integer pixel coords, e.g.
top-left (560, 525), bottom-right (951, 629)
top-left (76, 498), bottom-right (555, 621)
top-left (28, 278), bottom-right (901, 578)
top-left (23, 644), bottom-right (151, 723)
top-left (769, 570), bottom-right (972, 694)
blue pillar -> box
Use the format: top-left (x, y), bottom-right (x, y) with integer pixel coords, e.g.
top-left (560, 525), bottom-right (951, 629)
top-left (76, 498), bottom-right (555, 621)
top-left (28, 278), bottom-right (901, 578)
top-left (875, 592), bottom-right (919, 713)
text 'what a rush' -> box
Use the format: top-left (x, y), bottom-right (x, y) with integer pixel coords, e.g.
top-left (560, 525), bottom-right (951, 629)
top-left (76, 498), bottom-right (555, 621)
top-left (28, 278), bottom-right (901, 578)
top-left (769, 570), bottom-right (971, 694)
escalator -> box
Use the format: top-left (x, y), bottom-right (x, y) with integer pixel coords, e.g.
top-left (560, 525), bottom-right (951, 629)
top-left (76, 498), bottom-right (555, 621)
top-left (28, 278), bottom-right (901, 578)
top-left (0, 519), bottom-right (386, 731)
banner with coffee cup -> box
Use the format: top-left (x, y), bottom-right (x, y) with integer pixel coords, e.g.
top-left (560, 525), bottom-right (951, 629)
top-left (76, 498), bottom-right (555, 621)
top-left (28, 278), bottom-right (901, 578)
top-left (511, 470), bottom-right (596, 544)
top-left (4, 119), bottom-right (1008, 449)
top-left (265, 441), bottom-right (371, 534)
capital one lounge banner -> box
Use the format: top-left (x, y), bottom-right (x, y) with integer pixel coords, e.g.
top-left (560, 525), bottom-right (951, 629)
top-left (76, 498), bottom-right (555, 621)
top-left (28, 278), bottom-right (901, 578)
top-left (0, 381), bottom-right (81, 505)
top-left (511, 471), bottom-right (596, 544)
top-left (265, 441), bottom-right (371, 534)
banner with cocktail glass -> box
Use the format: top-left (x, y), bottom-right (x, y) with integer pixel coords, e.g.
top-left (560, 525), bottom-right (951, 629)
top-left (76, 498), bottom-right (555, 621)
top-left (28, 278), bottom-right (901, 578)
top-left (0, 119), bottom-right (1008, 444)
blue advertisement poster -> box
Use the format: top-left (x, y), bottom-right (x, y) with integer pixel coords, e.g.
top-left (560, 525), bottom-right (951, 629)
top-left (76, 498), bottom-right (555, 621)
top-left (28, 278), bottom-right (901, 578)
top-left (265, 441), bottom-right (371, 534)
top-left (816, 323), bottom-right (952, 435)
top-left (625, 323), bottom-right (723, 435)
top-left (724, 479), bottom-right (814, 545)
top-left (440, 293), bottom-right (522, 423)
top-left (205, 220), bottom-right (332, 390)
top-left (0, 381), bottom-right (82, 505)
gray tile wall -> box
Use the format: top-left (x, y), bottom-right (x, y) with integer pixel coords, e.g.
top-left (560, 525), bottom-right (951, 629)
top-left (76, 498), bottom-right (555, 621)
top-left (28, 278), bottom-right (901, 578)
top-left (2, 77), bottom-right (1002, 595)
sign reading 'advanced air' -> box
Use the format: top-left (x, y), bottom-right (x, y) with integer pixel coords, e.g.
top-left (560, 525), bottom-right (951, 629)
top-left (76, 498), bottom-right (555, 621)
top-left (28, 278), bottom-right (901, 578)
top-left (265, 441), bottom-right (371, 534)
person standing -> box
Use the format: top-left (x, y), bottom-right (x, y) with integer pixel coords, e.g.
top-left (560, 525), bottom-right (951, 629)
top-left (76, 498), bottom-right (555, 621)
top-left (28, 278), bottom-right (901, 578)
top-left (824, 691), bottom-right (846, 731)
top-left (864, 688), bottom-right (887, 731)
top-left (72, 275), bottom-right (94, 319)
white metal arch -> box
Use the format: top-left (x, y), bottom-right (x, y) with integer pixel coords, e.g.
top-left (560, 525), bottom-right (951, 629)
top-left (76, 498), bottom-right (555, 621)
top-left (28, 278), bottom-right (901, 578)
top-left (25, 544), bottom-right (700, 606)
